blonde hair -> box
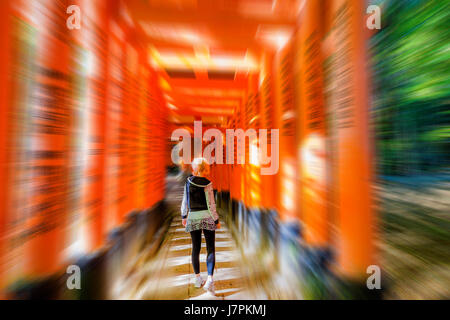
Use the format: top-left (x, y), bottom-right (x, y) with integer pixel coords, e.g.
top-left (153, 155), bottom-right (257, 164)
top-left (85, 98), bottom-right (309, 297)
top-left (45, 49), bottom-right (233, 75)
top-left (191, 157), bottom-right (209, 175)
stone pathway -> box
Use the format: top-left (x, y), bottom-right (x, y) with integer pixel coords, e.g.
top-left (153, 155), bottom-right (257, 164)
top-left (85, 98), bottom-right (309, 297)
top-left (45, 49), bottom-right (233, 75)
top-left (113, 175), bottom-right (259, 300)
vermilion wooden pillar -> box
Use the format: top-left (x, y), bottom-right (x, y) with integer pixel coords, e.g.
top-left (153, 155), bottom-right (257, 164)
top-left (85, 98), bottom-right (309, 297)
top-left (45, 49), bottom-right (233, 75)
top-left (125, 43), bottom-right (139, 213)
top-left (246, 73), bottom-right (261, 209)
top-left (151, 70), bottom-right (167, 205)
top-left (297, 0), bottom-right (329, 247)
top-left (145, 69), bottom-right (158, 208)
top-left (274, 40), bottom-right (297, 220)
top-left (104, 21), bottom-right (125, 232)
top-left (80, 0), bottom-right (113, 251)
top-left (135, 59), bottom-right (149, 210)
top-left (158, 80), bottom-right (169, 202)
top-left (0, 0), bottom-right (12, 296)
top-left (325, 0), bottom-right (376, 280)
top-left (221, 134), bottom-right (230, 194)
top-left (23, 0), bottom-right (74, 275)
top-left (230, 103), bottom-right (242, 203)
top-left (117, 40), bottom-right (133, 223)
top-left (259, 53), bottom-right (280, 212)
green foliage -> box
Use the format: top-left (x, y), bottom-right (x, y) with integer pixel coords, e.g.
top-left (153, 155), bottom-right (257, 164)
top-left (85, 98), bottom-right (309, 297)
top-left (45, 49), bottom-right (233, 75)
top-left (371, 0), bottom-right (450, 175)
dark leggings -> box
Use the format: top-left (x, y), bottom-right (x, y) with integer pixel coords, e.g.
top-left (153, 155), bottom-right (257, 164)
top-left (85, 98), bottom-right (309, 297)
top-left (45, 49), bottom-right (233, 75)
top-left (190, 229), bottom-right (215, 275)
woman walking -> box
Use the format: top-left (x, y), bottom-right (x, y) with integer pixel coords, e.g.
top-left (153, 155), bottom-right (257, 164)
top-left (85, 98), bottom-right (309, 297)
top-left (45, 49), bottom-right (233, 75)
top-left (181, 158), bottom-right (220, 295)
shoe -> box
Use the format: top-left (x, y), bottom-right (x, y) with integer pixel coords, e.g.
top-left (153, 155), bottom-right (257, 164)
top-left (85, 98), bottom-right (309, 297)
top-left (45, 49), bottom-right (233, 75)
top-left (203, 279), bottom-right (215, 295)
top-left (194, 276), bottom-right (205, 288)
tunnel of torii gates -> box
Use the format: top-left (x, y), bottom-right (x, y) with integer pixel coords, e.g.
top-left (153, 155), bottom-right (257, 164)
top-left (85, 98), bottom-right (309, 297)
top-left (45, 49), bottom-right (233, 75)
top-left (0, 0), bottom-right (376, 298)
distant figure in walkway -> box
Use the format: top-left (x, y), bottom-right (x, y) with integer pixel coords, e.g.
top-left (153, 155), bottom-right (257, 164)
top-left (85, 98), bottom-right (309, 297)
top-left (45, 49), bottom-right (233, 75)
top-left (181, 157), bottom-right (220, 295)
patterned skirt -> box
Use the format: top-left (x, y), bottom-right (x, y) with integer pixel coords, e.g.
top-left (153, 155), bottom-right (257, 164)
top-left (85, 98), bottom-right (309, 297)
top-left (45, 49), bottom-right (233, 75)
top-left (185, 210), bottom-right (217, 232)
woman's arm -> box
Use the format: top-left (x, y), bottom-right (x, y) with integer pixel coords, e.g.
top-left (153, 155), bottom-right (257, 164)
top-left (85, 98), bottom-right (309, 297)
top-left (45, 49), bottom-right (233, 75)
top-left (181, 183), bottom-right (188, 219)
top-left (205, 184), bottom-right (219, 224)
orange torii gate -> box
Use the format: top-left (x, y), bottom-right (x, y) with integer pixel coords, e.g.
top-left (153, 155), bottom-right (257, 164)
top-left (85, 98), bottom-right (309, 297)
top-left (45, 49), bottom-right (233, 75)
top-left (323, 0), bottom-right (376, 283)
